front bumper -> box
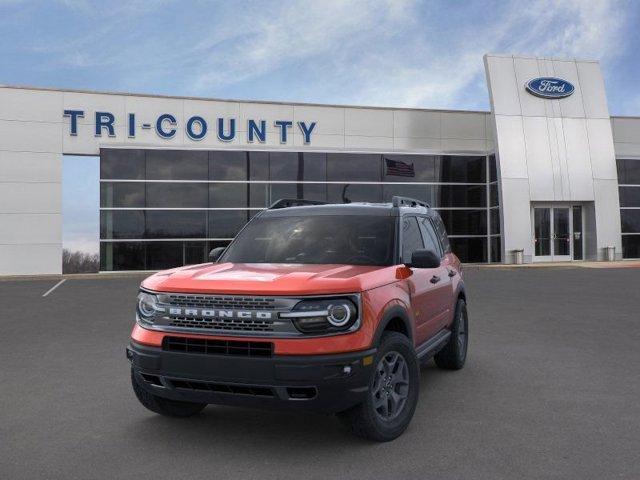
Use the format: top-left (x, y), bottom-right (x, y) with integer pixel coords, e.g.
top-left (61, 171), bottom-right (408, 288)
top-left (127, 341), bottom-right (376, 414)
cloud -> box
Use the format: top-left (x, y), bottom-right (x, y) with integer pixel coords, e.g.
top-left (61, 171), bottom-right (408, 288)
top-left (6, 0), bottom-right (634, 112)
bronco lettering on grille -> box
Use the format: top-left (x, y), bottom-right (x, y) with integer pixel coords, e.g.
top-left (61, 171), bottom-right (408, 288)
top-left (167, 308), bottom-right (274, 320)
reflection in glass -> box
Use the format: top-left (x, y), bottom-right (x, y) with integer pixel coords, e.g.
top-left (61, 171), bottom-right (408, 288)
top-left (327, 154), bottom-right (381, 182)
top-left (100, 182), bottom-right (144, 208)
top-left (209, 210), bottom-right (248, 238)
top-left (210, 183), bottom-right (248, 208)
top-left (146, 242), bottom-right (183, 270)
top-left (553, 208), bottom-right (570, 256)
top-left (146, 211), bottom-right (206, 239)
top-left (146, 150), bottom-right (208, 180)
top-left (100, 242), bottom-right (145, 270)
top-left (534, 208), bottom-right (551, 256)
top-left (437, 210), bottom-right (487, 236)
top-left (146, 183), bottom-right (208, 208)
top-left (210, 151), bottom-right (247, 180)
top-left (100, 149), bottom-right (145, 179)
top-left (100, 210), bottom-right (145, 239)
top-left (490, 237), bottom-right (501, 263)
top-left (622, 235), bottom-right (640, 258)
top-left (433, 185), bottom-right (486, 208)
top-left (621, 210), bottom-right (640, 233)
top-left (618, 186), bottom-right (640, 207)
top-left (449, 237), bottom-right (487, 263)
top-left (617, 158), bottom-right (640, 185)
top-left (327, 184), bottom-right (382, 203)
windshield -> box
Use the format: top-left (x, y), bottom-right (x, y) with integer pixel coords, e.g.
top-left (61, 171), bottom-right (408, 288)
top-left (221, 215), bottom-right (396, 266)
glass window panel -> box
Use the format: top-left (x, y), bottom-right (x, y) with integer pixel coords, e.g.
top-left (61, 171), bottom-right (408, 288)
top-left (449, 237), bottom-right (487, 263)
top-left (490, 237), bottom-right (501, 263)
top-left (210, 151), bottom-right (248, 180)
top-left (432, 214), bottom-right (451, 253)
top-left (432, 185), bottom-right (486, 207)
top-left (100, 149), bottom-right (145, 180)
top-left (534, 208), bottom-right (551, 256)
top-left (327, 154), bottom-right (381, 182)
top-left (382, 184), bottom-right (432, 204)
top-left (621, 210), bottom-right (640, 233)
top-left (418, 217), bottom-right (442, 257)
top-left (269, 152), bottom-right (300, 181)
top-left (437, 210), bottom-right (487, 236)
top-left (145, 211), bottom-right (206, 239)
top-left (100, 242), bottom-right (146, 270)
top-left (100, 182), bottom-right (145, 208)
top-left (185, 241), bottom-right (208, 265)
top-left (146, 241), bottom-right (184, 270)
top-left (490, 209), bottom-right (501, 234)
top-left (208, 210), bottom-right (248, 238)
top-left (622, 235), bottom-right (640, 259)
top-left (618, 186), bottom-right (640, 207)
top-left (489, 183), bottom-right (499, 206)
top-left (249, 152), bottom-right (269, 180)
top-left (269, 183), bottom-right (326, 204)
top-left (145, 150), bottom-right (208, 180)
top-left (327, 184), bottom-right (382, 203)
top-left (436, 155), bottom-right (485, 183)
top-left (209, 183), bottom-right (247, 208)
top-left (401, 217), bottom-right (424, 264)
top-left (382, 155), bottom-right (436, 182)
top-left (489, 154), bottom-right (497, 182)
top-left (100, 211), bottom-right (145, 239)
top-left (302, 153), bottom-right (327, 181)
top-left (617, 159), bottom-right (640, 185)
top-left (146, 183), bottom-right (208, 208)
top-left (250, 183), bottom-right (268, 208)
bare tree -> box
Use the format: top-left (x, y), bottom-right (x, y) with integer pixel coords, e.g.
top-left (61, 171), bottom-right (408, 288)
top-left (62, 249), bottom-right (99, 274)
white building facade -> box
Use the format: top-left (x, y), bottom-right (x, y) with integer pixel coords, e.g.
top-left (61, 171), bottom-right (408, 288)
top-left (1, 53), bottom-right (639, 275)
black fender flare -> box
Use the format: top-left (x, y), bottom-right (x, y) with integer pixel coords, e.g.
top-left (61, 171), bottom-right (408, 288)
top-left (455, 282), bottom-right (467, 302)
top-left (372, 304), bottom-right (413, 347)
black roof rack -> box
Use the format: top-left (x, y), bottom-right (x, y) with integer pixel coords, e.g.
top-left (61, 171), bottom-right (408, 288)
top-left (269, 198), bottom-right (327, 209)
top-left (391, 196), bottom-right (430, 209)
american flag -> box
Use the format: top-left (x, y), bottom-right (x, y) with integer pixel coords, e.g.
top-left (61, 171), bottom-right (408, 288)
top-left (385, 157), bottom-right (415, 177)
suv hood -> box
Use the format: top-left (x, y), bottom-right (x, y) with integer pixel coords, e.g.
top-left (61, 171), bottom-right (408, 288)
top-left (141, 262), bottom-right (397, 295)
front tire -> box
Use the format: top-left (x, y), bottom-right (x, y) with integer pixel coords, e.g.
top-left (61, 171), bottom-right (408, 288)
top-left (434, 298), bottom-right (468, 370)
top-left (338, 332), bottom-right (419, 442)
top-left (131, 369), bottom-right (207, 417)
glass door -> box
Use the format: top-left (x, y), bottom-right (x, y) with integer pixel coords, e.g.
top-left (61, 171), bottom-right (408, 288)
top-left (534, 208), bottom-right (552, 261)
top-left (552, 208), bottom-right (572, 261)
top-left (533, 205), bottom-right (581, 262)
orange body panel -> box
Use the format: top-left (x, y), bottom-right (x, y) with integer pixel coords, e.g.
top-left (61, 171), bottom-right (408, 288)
top-left (133, 255), bottom-right (463, 355)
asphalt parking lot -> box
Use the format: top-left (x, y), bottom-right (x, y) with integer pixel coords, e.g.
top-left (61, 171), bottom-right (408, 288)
top-left (1, 267), bottom-right (639, 480)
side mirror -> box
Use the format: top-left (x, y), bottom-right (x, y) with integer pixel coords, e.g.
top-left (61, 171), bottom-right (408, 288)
top-left (208, 247), bottom-right (226, 263)
top-left (408, 249), bottom-right (441, 269)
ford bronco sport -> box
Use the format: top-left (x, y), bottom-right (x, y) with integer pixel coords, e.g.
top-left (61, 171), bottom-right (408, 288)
top-left (127, 196), bottom-right (468, 441)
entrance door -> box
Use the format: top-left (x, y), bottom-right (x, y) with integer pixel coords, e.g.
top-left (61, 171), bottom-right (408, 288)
top-left (533, 206), bottom-right (582, 262)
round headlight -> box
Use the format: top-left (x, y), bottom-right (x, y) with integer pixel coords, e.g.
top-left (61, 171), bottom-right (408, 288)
top-left (137, 291), bottom-right (158, 320)
top-left (327, 303), bottom-right (352, 327)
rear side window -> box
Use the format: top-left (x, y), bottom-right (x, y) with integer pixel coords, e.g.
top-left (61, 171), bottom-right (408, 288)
top-left (401, 217), bottom-right (424, 264)
top-left (418, 217), bottom-right (443, 258)
top-left (432, 214), bottom-right (451, 253)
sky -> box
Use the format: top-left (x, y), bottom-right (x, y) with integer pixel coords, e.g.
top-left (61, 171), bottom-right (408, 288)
top-left (2, 0), bottom-right (639, 253)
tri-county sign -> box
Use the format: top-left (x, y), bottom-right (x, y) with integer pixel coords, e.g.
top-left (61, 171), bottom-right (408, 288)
top-left (62, 110), bottom-right (317, 144)
top-left (525, 77), bottom-right (575, 99)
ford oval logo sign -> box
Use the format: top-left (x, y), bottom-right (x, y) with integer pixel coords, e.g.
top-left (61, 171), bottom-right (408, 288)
top-left (526, 77), bottom-right (575, 99)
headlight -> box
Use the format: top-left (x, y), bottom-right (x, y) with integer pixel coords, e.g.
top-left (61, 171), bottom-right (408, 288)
top-left (281, 297), bottom-right (359, 334)
top-left (137, 291), bottom-right (159, 324)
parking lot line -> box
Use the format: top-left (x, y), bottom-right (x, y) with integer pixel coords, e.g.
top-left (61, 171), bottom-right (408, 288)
top-left (42, 279), bottom-right (66, 297)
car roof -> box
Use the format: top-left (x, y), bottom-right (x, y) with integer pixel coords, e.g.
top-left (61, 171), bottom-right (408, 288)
top-left (261, 202), bottom-right (436, 218)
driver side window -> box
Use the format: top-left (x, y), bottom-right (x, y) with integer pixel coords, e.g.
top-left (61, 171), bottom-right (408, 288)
top-left (401, 217), bottom-right (424, 264)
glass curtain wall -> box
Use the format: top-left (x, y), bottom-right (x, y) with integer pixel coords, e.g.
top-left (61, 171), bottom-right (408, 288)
top-left (617, 158), bottom-right (640, 258)
top-left (100, 149), bottom-right (502, 270)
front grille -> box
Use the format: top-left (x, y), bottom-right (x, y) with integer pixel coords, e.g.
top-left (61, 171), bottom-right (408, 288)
top-left (167, 316), bottom-right (275, 332)
top-left (163, 336), bottom-right (273, 357)
top-left (168, 379), bottom-right (275, 397)
top-left (162, 294), bottom-right (278, 310)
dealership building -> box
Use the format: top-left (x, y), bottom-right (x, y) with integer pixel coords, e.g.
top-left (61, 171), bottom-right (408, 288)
top-left (1, 53), bottom-right (640, 275)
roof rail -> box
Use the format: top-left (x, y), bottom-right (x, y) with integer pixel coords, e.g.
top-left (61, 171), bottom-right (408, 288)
top-left (268, 198), bottom-right (327, 209)
top-left (391, 196), bottom-right (430, 209)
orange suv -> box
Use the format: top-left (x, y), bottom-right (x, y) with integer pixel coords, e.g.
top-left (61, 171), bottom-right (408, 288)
top-left (127, 197), bottom-right (468, 441)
